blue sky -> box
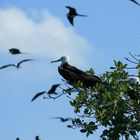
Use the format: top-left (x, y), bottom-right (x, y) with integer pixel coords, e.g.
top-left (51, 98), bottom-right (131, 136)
top-left (0, 0), bottom-right (140, 140)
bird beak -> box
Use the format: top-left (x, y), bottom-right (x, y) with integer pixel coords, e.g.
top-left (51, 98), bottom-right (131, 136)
top-left (51, 58), bottom-right (61, 63)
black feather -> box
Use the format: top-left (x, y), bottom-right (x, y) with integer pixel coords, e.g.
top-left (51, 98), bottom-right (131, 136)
top-left (31, 91), bottom-right (46, 102)
top-left (47, 84), bottom-right (61, 94)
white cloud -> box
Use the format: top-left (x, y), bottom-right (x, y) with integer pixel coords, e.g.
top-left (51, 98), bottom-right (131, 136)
top-left (0, 7), bottom-right (96, 67)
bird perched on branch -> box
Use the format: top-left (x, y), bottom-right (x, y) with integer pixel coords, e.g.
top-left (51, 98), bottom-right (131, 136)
top-left (0, 59), bottom-right (35, 70)
top-left (65, 6), bottom-right (87, 25)
top-left (9, 48), bottom-right (29, 55)
top-left (51, 56), bottom-right (102, 88)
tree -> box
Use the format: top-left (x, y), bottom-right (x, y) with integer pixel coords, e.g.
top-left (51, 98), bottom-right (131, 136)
top-left (57, 54), bottom-right (140, 140)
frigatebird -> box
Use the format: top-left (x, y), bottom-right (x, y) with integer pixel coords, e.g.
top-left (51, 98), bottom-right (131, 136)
top-left (31, 84), bottom-right (61, 102)
top-left (65, 6), bottom-right (87, 25)
top-left (51, 56), bottom-right (102, 88)
top-left (0, 59), bottom-right (34, 70)
top-left (129, 0), bottom-right (140, 6)
top-left (35, 136), bottom-right (40, 140)
top-left (9, 48), bottom-right (29, 55)
top-left (53, 117), bottom-right (73, 122)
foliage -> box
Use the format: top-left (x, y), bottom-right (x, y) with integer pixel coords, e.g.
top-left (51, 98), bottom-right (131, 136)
top-left (62, 60), bottom-right (140, 140)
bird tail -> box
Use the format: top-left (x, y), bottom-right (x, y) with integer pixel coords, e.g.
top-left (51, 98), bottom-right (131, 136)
top-left (21, 52), bottom-right (30, 55)
top-left (77, 14), bottom-right (88, 17)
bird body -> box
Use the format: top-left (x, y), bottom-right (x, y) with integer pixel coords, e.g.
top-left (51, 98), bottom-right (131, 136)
top-left (9, 48), bottom-right (29, 55)
top-left (51, 56), bottom-right (102, 88)
top-left (65, 6), bottom-right (87, 25)
top-left (53, 117), bottom-right (73, 122)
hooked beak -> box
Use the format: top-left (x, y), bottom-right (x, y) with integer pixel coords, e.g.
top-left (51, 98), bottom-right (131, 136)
top-left (51, 58), bottom-right (61, 63)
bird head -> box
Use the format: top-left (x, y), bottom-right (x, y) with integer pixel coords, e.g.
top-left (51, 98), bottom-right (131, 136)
top-left (51, 56), bottom-right (69, 65)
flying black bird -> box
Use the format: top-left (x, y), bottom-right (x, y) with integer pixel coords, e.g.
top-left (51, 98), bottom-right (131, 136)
top-left (51, 56), bottom-right (102, 88)
top-left (31, 84), bottom-right (60, 102)
top-left (65, 6), bottom-right (87, 25)
top-left (31, 91), bottom-right (46, 102)
top-left (9, 48), bottom-right (29, 55)
top-left (35, 136), bottom-right (40, 140)
top-left (48, 84), bottom-right (61, 94)
top-left (53, 117), bottom-right (73, 122)
top-left (129, 0), bottom-right (140, 6)
top-left (0, 59), bottom-right (34, 70)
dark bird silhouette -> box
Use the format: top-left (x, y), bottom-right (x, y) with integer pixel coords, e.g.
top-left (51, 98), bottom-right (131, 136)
top-left (35, 136), bottom-right (40, 140)
top-left (16, 138), bottom-right (20, 140)
top-left (51, 56), bottom-right (102, 88)
top-left (31, 84), bottom-right (60, 102)
top-left (31, 91), bottom-right (46, 102)
top-left (48, 84), bottom-right (61, 94)
top-left (65, 6), bottom-right (87, 25)
top-left (129, 0), bottom-right (140, 6)
top-left (9, 48), bottom-right (29, 55)
top-left (0, 59), bottom-right (34, 70)
top-left (53, 117), bottom-right (73, 122)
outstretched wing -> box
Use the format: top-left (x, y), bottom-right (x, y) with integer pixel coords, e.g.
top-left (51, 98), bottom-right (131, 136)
top-left (17, 59), bottom-right (35, 67)
top-left (31, 91), bottom-right (46, 102)
top-left (67, 15), bottom-right (74, 25)
top-left (53, 117), bottom-right (73, 122)
top-left (129, 0), bottom-right (140, 6)
top-left (48, 84), bottom-right (61, 94)
top-left (0, 64), bottom-right (16, 70)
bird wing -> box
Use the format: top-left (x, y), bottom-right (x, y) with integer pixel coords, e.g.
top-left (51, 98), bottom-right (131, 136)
top-left (17, 59), bottom-right (35, 67)
top-left (47, 84), bottom-right (60, 94)
top-left (130, 0), bottom-right (140, 5)
top-left (59, 64), bottom-right (102, 87)
top-left (65, 6), bottom-right (77, 14)
top-left (0, 64), bottom-right (16, 70)
top-left (31, 91), bottom-right (46, 102)
top-left (77, 14), bottom-right (88, 17)
top-left (67, 15), bottom-right (74, 25)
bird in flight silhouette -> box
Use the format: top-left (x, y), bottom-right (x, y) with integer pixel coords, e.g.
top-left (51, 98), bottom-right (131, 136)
top-left (65, 6), bottom-right (87, 25)
top-left (53, 117), bottom-right (73, 122)
top-left (129, 0), bottom-right (140, 6)
top-left (31, 84), bottom-right (61, 102)
top-left (9, 48), bottom-right (29, 55)
top-left (0, 59), bottom-right (35, 70)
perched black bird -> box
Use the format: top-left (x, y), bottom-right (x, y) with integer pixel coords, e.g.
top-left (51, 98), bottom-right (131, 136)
top-left (31, 84), bottom-right (60, 102)
top-left (65, 6), bottom-right (87, 25)
top-left (0, 59), bottom-right (34, 70)
top-left (53, 117), bottom-right (73, 122)
top-left (9, 48), bottom-right (29, 55)
top-left (51, 56), bottom-right (102, 88)
top-left (129, 0), bottom-right (140, 6)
